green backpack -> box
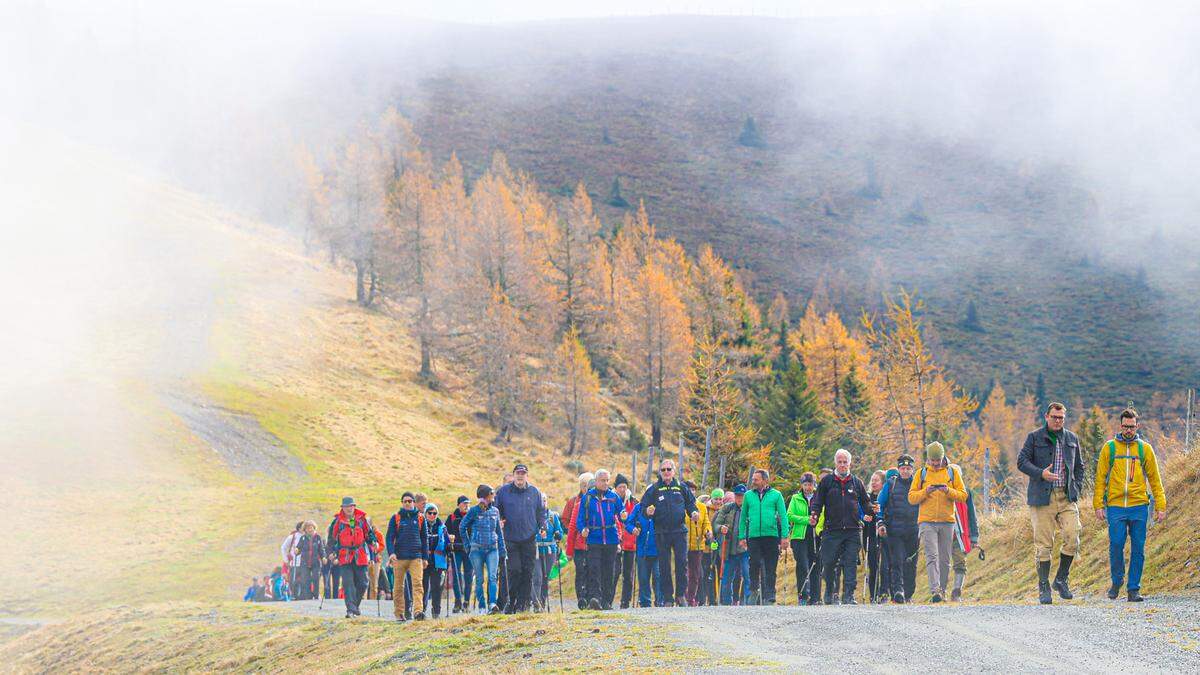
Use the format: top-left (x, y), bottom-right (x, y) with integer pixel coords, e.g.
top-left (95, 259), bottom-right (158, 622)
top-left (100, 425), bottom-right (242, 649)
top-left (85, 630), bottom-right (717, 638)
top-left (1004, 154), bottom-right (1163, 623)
top-left (1101, 439), bottom-right (1147, 506)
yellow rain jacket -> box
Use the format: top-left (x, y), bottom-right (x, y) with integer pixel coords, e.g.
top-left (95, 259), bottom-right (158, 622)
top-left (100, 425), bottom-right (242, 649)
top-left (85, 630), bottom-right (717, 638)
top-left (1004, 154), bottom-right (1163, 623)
top-left (908, 464), bottom-right (967, 523)
top-left (687, 501), bottom-right (712, 551)
top-left (1093, 437), bottom-right (1167, 511)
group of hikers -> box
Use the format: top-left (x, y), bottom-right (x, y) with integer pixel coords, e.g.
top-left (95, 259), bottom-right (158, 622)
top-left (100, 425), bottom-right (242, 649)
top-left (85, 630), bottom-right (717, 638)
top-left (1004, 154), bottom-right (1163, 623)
top-left (248, 404), bottom-right (1168, 619)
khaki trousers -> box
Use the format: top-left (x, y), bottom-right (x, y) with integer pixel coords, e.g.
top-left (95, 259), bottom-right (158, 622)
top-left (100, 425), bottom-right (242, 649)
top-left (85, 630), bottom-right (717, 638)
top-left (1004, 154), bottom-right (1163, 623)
top-left (1030, 489), bottom-right (1081, 562)
top-left (391, 558), bottom-right (425, 618)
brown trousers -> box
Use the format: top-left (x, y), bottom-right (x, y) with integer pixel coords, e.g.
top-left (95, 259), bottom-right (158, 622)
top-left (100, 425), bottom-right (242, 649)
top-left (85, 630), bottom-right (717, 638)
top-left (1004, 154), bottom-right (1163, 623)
top-left (1030, 489), bottom-right (1081, 562)
top-left (391, 558), bottom-right (425, 618)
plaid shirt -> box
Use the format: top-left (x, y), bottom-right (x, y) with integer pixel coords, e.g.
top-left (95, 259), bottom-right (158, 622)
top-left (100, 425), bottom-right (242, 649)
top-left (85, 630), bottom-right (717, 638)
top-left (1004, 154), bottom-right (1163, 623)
top-left (1051, 432), bottom-right (1066, 489)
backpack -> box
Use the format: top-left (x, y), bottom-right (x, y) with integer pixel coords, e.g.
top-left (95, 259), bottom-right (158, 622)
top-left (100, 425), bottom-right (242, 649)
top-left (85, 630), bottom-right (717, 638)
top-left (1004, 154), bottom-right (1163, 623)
top-left (919, 464), bottom-right (956, 485)
top-left (1102, 439), bottom-right (1149, 506)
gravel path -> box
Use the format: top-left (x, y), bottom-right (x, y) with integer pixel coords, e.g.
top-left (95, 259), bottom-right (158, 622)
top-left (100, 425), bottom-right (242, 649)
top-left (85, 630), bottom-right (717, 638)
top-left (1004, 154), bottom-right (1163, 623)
top-left (631, 597), bottom-right (1200, 673)
top-left (162, 391), bottom-right (306, 479)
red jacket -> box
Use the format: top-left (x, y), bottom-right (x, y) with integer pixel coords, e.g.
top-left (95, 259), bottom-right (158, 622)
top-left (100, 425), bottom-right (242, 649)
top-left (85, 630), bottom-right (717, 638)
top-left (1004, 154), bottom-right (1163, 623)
top-left (563, 493), bottom-right (588, 557)
top-left (616, 496), bottom-right (637, 551)
top-left (331, 508), bottom-right (372, 566)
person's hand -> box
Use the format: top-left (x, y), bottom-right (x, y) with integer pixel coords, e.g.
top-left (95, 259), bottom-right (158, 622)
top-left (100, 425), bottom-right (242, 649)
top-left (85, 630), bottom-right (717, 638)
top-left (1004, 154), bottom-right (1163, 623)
top-left (863, 514), bottom-right (873, 523)
top-left (448, 534), bottom-right (455, 542)
top-left (809, 515), bottom-right (818, 526)
top-left (1095, 508), bottom-right (1106, 522)
top-left (877, 524), bottom-right (887, 537)
top-left (720, 525), bottom-right (729, 534)
top-left (925, 484), bottom-right (938, 496)
top-left (871, 503), bottom-right (880, 513)
top-left (738, 539), bottom-right (747, 548)
top-left (778, 539), bottom-right (788, 552)
top-left (421, 559), bottom-right (428, 568)
top-left (581, 528), bottom-right (590, 538)
top-left (633, 527), bottom-right (641, 536)
top-left (646, 505), bottom-right (656, 516)
top-left (388, 554), bottom-right (397, 564)
top-left (1154, 510), bottom-right (1166, 523)
top-left (691, 511), bottom-right (700, 521)
top-left (1041, 467), bottom-right (1061, 483)
top-left (539, 528), bottom-right (547, 538)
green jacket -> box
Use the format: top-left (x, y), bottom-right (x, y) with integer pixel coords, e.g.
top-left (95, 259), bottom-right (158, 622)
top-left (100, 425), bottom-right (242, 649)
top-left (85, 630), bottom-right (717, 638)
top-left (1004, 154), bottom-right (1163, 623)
top-left (786, 492), bottom-right (812, 540)
top-left (712, 502), bottom-right (748, 555)
top-left (741, 487), bottom-right (787, 539)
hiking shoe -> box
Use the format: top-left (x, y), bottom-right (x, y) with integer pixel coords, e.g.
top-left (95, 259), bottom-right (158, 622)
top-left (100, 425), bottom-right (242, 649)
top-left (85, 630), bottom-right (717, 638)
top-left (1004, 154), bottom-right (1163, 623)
top-left (1107, 584), bottom-right (1121, 600)
top-left (488, 604), bottom-right (501, 615)
top-left (413, 612), bottom-right (425, 621)
top-left (395, 616), bottom-right (407, 623)
top-left (476, 607), bottom-right (489, 616)
top-left (587, 598), bottom-right (602, 610)
top-left (1052, 578), bottom-right (1074, 600)
top-left (806, 597), bottom-right (820, 606)
top-left (1038, 581), bottom-right (1053, 605)
top-left (950, 588), bottom-right (961, 602)
top-left (931, 593), bottom-right (943, 603)
top-left (1128, 589), bottom-right (1145, 602)
top-left (892, 592), bottom-right (906, 604)
top-left (841, 596), bottom-right (857, 605)
top-left (823, 593), bottom-right (834, 605)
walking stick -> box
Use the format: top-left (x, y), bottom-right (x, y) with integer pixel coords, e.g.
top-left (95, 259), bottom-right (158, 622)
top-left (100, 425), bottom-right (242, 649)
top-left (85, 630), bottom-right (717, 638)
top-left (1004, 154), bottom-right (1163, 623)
top-left (557, 555), bottom-right (565, 613)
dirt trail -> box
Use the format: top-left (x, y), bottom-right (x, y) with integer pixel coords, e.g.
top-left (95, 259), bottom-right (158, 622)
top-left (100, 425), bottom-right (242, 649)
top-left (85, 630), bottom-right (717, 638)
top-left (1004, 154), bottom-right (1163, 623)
top-left (161, 391), bottom-right (306, 479)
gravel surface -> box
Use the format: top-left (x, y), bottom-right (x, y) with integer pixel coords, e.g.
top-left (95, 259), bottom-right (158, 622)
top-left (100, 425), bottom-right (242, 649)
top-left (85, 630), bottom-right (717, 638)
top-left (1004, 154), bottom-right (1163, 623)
top-left (631, 597), bottom-right (1200, 673)
top-left (162, 391), bottom-right (306, 479)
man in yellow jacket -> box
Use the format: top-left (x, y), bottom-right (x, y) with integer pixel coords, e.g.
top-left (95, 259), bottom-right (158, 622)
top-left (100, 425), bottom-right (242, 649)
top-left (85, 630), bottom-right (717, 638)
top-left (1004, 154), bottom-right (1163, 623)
top-left (908, 441), bottom-right (967, 603)
top-left (1093, 408), bottom-right (1167, 602)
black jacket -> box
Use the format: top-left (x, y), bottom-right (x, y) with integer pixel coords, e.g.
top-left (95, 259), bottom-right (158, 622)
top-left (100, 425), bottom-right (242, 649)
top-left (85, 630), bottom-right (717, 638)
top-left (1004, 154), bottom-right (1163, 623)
top-left (1018, 425), bottom-right (1084, 506)
top-left (296, 533), bottom-right (325, 568)
top-left (882, 474), bottom-right (920, 534)
top-left (810, 473), bottom-right (872, 531)
top-left (638, 479), bottom-right (698, 535)
top-left (444, 509), bottom-right (468, 552)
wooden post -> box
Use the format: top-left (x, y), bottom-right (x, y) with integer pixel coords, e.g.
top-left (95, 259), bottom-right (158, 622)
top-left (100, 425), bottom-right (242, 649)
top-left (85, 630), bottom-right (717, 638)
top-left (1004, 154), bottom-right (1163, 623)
top-left (718, 455), bottom-right (727, 491)
top-left (701, 425), bottom-right (713, 491)
top-left (647, 445), bottom-right (657, 484)
top-left (678, 432), bottom-right (685, 479)
top-left (982, 448), bottom-right (993, 515)
top-left (632, 447), bottom-right (638, 496)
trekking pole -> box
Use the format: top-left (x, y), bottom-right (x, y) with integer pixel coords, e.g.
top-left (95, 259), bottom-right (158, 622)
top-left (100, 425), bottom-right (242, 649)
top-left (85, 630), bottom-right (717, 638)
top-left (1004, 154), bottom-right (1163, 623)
top-left (502, 554), bottom-right (511, 613)
top-left (557, 557), bottom-right (565, 613)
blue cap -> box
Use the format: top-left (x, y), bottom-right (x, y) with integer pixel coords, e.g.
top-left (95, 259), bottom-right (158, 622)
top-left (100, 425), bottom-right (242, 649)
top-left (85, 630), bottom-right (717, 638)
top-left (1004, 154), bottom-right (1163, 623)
top-left (732, 484), bottom-right (747, 495)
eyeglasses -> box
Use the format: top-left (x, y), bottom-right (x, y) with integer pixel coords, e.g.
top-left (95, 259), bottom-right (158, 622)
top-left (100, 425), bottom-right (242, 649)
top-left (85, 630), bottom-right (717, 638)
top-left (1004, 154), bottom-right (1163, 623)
top-left (1120, 424), bottom-right (1137, 430)
top-left (402, 499), bottom-right (414, 504)
top-left (427, 510), bottom-right (438, 515)
top-left (661, 467), bottom-right (674, 473)
top-left (1048, 415), bottom-right (1065, 421)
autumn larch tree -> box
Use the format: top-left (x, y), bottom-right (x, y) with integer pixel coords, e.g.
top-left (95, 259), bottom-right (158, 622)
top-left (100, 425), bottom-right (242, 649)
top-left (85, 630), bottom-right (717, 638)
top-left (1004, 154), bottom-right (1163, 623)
top-left (553, 327), bottom-right (604, 455)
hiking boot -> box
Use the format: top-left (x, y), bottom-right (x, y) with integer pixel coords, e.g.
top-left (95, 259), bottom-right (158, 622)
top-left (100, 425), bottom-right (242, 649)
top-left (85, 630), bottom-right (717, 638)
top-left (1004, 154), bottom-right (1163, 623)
top-left (1052, 554), bottom-right (1074, 599)
top-left (577, 599), bottom-right (587, 610)
top-left (823, 592), bottom-right (835, 606)
top-left (587, 598), bottom-right (602, 610)
top-left (1037, 560), bottom-right (1053, 605)
top-left (950, 588), bottom-right (961, 602)
top-left (892, 592), bottom-right (906, 604)
top-left (413, 611), bottom-right (425, 621)
top-left (1127, 589), bottom-right (1145, 602)
top-left (841, 595), bottom-right (857, 605)
top-left (488, 604), bottom-right (501, 615)
top-left (452, 602), bottom-right (462, 613)
top-left (806, 597), bottom-right (821, 606)
top-left (476, 607), bottom-right (489, 616)
top-left (931, 593), bottom-right (943, 603)
top-left (1107, 584), bottom-right (1122, 600)
top-left (395, 616), bottom-right (407, 623)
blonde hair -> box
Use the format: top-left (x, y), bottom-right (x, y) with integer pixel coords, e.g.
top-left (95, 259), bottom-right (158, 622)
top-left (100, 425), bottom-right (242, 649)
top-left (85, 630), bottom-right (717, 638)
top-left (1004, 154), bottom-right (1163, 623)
top-left (578, 472), bottom-right (595, 488)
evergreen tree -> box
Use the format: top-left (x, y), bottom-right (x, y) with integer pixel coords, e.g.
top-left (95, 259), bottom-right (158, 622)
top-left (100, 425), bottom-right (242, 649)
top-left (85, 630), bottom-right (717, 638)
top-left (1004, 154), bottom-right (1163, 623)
top-left (737, 116), bottom-right (766, 148)
top-left (963, 299), bottom-right (983, 332)
top-left (601, 127), bottom-right (613, 145)
top-left (627, 422), bottom-right (648, 453)
top-left (772, 320), bottom-right (792, 374)
top-left (607, 177), bottom-right (630, 208)
top-left (1034, 372), bottom-right (1047, 424)
top-left (1075, 405), bottom-right (1110, 493)
top-left (757, 360), bottom-right (826, 483)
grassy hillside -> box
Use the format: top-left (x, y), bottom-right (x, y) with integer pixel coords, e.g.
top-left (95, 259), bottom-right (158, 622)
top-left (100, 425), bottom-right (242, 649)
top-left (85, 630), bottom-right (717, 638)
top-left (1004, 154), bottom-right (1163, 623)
top-left (0, 130), bottom-right (605, 617)
top-left (287, 16), bottom-right (1200, 409)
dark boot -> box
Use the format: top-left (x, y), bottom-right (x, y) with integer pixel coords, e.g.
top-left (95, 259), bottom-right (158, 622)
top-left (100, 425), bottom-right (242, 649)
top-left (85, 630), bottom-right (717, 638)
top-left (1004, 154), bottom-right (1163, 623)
top-left (1128, 589), bottom-right (1145, 602)
top-left (1037, 560), bottom-right (1053, 605)
top-left (1051, 554), bottom-right (1074, 600)
top-left (1107, 583), bottom-right (1121, 600)
top-left (823, 590), bottom-right (834, 606)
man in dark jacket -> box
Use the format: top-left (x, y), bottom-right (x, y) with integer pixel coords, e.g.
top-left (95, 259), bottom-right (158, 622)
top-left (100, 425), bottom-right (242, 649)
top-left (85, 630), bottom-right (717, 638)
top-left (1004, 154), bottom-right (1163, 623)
top-left (810, 449), bottom-right (874, 605)
top-left (444, 496), bottom-right (472, 612)
top-left (877, 455), bottom-right (920, 603)
top-left (1018, 402), bottom-right (1084, 605)
top-left (386, 492), bottom-right (428, 622)
top-left (638, 458), bottom-right (700, 606)
top-left (494, 463), bottom-right (547, 614)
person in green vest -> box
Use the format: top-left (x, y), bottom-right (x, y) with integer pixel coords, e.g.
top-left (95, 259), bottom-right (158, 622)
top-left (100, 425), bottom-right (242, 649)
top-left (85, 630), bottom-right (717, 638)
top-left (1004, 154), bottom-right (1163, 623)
top-left (740, 468), bottom-right (788, 604)
top-left (787, 472), bottom-right (818, 605)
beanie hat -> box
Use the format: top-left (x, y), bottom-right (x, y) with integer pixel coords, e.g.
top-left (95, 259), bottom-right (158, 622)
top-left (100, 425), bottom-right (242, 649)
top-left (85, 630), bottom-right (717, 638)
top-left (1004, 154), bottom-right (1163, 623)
top-left (925, 441), bottom-right (946, 462)
top-left (614, 473), bottom-right (629, 488)
top-left (710, 488), bottom-right (725, 500)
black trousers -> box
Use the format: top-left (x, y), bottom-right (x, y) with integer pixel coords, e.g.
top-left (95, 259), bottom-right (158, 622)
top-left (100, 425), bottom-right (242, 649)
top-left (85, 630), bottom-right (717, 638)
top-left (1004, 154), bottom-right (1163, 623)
top-left (886, 529), bottom-right (919, 599)
top-left (747, 536), bottom-right (781, 603)
top-left (820, 529), bottom-right (861, 599)
top-left (505, 537), bottom-right (536, 612)
top-left (297, 565), bottom-right (320, 600)
top-left (655, 531), bottom-right (689, 605)
top-left (617, 550), bottom-right (637, 608)
top-left (807, 535), bottom-right (821, 602)
top-left (865, 528), bottom-right (889, 599)
top-left (325, 563), bottom-right (341, 599)
top-left (585, 544), bottom-right (618, 606)
top-left (573, 548), bottom-right (590, 608)
top-left (423, 566), bottom-right (443, 615)
top-left (790, 538), bottom-right (812, 601)
top-left (340, 564), bottom-right (368, 614)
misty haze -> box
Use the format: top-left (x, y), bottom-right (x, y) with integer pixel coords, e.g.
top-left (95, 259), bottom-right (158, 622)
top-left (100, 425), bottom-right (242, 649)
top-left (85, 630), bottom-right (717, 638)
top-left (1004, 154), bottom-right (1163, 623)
top-left (1, 1), bottom-right (1197, 672)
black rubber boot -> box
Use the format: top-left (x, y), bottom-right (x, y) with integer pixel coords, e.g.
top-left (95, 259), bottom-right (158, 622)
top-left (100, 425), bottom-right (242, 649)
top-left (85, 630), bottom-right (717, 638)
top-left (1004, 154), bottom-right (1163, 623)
top-left (1107, 583), bottom-right (1121, 600)
top-left (1037, 560), bottom-right (1053, 605)
top-left (1128, 589), bottom-right (1145, 602)
top-left (1051, 554), bottom-right (1074, 600)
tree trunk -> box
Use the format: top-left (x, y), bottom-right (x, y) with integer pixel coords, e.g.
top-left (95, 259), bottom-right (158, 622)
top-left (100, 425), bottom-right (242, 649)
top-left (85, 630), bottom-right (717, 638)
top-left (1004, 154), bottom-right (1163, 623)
top-left (354, 259), bottom-right (366, 304)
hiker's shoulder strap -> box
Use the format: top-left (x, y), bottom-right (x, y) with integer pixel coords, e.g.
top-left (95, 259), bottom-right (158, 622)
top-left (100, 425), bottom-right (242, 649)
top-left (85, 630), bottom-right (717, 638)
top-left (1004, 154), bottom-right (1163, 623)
top-left (947, 465), bottom-right (955, 484)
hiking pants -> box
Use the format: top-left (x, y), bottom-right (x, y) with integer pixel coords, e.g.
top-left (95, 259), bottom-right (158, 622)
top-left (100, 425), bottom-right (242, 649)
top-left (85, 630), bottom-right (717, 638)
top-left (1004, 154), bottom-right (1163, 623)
top-left (655, 530), bottom-right (689, 605)
top-left (698, 551), bottom-right (714, 605)
top-left (637, 555), bottom-right (662, 607)
top-left (747, 536), bottom-right (781, 603)
top-left (572, 548), bottom-right (590, 609)
top-left (325, 563), bottom-right (340, 599)
top-left (820, 529), bottom-right (860, 599)
top-left (340, 564), bottom-right (368, 615)
top-left (297, 564), bottom-right (320, 600)
top-left (864, 527), bottom-right (886, 599)
top-left (534, 545), bottom-right (554, 608)
top-left (886, 529), bottom-right (918, 599)
top-left (450, 549), bottom-right (472, 607)
top-left (585, 543), bottom-right (617, 607)
top-left (422, 565), bottom-right (443, 616)
top-left (1030, 489), bottom-right (1081, 562)
top-left (618, 550), bottom-right (637, 608)
top-left (391, 558), bottom-right (424, 618)
top-left (919, 522), bottom-right (954, 595)
top-left (686, 551), bottom-right (703, 605)
top-left (1107, 504), bottom-right (1149, 591)
top-left (505, 537), bottom-right (536, 612)
top-left (807, 535), bottom-right (821, 602)
top-left (720, 551), bottom-right (750, 605)
top-left (367, 560), bottom-right (381, 599)
top-left (469, 547), bottom-right (500, 609)
top-left (790, 538), bottom-right (812, 601)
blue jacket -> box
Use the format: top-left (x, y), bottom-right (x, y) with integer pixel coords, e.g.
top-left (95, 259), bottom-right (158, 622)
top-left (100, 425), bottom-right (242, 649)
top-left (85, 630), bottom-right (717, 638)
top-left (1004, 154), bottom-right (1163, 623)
top-left (878, 474), bottom-right (920, 534)
top-left (495, 482), bottom-right (547, 543)
top-left (424, 517), bottom-right (449, 570)
top-left (386, 508), bottom-right (428, 560)
top-left (460, 503), bottom-right (507, 557)
top-left (575, 487), bottom-right (622, 546)
top-left (625, 503), bottom-right (658, 557)
top-left (537, 510), bottom-right (565, 556)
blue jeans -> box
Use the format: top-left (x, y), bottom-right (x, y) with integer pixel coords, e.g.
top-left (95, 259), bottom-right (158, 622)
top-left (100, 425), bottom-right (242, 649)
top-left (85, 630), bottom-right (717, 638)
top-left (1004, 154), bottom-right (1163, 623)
top-left (721, 552), bottom-right (750, 605)
top-left (450, 549), bottom-right (473, 605)
top-left (636, 555), bottom-right (662, 607)
top-left (470, 547), bottom-right (500, 609)
top-left (1107, 505), bottom-right (1149, 591)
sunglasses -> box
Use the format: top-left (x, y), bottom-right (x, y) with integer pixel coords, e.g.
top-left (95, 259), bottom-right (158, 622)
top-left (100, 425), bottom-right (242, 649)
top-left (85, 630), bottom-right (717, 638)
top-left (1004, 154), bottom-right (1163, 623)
top-left (427, 510), bottom-right (438, 515)
top-left (661, 467), bottom-right (674, 473)
top-left (403, 499), bottom-right (414, 504)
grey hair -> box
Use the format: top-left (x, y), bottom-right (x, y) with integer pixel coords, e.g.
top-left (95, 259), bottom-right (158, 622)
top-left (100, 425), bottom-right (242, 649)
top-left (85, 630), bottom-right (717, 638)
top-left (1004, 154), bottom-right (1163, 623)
top-left (578, 472), bottom-right (595, 487)
top-left (834, 448), bottom-right (852, 462)
top-left (595, 469), bottom-right (611, 480)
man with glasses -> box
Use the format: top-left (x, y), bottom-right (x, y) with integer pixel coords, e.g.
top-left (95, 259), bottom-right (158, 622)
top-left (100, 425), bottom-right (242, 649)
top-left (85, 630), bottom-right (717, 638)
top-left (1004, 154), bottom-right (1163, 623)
top-left (386, 492), bottom-right (428, 622)
top-left (1094, 408), bottom-right (1167, 602)
top-left (638, 458), bottom-right (700, 606)
top-left (1018, 402), bottom-right (1084, 605)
